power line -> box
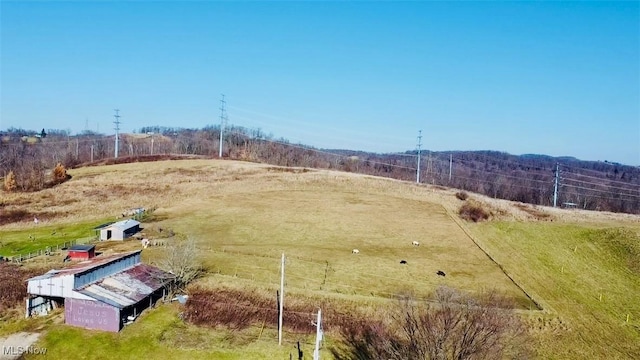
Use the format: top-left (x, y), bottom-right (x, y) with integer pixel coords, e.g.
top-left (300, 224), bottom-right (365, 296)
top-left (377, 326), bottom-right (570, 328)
top-left (561, 162), bottom-right (639, 177)
top-left (561, 169), bottom-right (640, 187)
top-left (561, 177), bottom-right (640, 193)
top-left (227, 129), bottom-right (418, 171)
top-left (561, 183), bottom-right (640, 199)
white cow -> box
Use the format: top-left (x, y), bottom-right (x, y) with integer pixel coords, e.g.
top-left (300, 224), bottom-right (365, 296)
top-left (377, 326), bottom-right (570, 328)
top-left (352, 249), bottom-right (360, 254)
top-left (412, 241), bottom-right (420, 246)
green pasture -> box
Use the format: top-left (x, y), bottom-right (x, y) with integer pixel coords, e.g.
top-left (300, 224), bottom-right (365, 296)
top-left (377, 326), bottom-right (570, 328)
top-left (470, 221), bottom-right (640, 359)
top-left (0, 220), bottom-right (108, 258)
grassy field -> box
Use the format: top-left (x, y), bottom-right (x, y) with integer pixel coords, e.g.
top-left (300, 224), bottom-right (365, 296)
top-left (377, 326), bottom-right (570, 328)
top-left (0, 220), bottom-right (108, 258)
top-left (1, 159), bottom-right (638, 359)
top-left (470, 222), bottom-right (640, 359)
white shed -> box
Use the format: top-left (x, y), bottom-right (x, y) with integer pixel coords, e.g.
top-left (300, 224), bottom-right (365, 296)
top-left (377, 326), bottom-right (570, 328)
top-left (97, 219), bottom-right (141, 241)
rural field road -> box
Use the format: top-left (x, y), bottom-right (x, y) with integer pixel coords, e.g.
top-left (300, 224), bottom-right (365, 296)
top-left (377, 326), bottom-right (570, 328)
top-left (0, 332), bottom-right (42, 360)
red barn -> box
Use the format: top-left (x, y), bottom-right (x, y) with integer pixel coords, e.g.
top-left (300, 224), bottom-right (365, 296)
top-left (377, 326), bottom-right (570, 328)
top-left (67, 244), bottom-right (96, 260)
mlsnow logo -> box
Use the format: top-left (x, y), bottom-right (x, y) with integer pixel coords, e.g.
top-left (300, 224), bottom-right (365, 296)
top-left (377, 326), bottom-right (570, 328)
top-left (2, 346), bottom-right (47, 356)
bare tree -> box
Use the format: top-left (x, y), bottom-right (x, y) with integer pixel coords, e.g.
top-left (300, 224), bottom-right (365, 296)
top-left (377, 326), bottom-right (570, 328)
top-left (155, 237), bottom-right (203, 294)
top-left (331, 286), bottom-right (531, 360)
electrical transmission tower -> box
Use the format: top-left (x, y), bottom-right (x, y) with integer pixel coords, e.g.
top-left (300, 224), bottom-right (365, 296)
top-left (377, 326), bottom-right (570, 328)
top-left (219, 94), bottom-right (227, 158)
top-left (553, 163), bottom-right (560, 207)
top-left (113, 109), bottom-right (121, 158)
top-left (416, 130), bottom-right (422, 183)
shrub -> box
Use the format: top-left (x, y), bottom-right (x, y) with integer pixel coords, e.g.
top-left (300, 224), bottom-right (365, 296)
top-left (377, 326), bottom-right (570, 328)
top-left (455, 191), bottom-right (469, 201)
top-left (0, 263), bottom-right (44, 314)
top-left (331, 286), bottom-right (531, 360)
top-left (3, 170), bottom-right (17, 191)
top-left (52, 163), bottom-right (68, 184)
top-left (458, 201), bottom-right (490, 222)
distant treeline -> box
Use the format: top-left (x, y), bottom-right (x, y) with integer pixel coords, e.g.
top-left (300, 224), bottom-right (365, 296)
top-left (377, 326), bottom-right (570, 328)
top-left (1, 126), bottom-right (638, 214)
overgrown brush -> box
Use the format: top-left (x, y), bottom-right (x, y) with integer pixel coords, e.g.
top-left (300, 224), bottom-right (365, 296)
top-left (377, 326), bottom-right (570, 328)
top-left (3, 170), bottom-right (17, 191)
top-left (459, 201), bottom-right (490, 222)
top-left (331, 286), bottom-right (531, 360)
top-left (455, 191), bottom-right (469, 201)
top-left (183, 287), bottom-right (356, 333)
top-left (51, 163), bottom-right (69, 185)
top-left (0, 263), bottom-right (44, 314)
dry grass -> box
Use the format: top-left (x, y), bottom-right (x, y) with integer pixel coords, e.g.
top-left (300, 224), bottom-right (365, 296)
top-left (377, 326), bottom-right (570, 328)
top-left (1, 159), bottom-right (639, 359)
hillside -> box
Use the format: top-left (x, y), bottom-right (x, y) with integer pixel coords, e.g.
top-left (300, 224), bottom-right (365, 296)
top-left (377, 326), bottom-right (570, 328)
top-left (2, 127), bottom-right (639, 214)
top-left (0, 159), bottom-right (638, 359)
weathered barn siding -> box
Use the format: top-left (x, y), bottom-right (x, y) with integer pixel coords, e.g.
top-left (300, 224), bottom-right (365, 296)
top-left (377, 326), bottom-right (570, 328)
top-left (65, 298), bottom-right (120, 332)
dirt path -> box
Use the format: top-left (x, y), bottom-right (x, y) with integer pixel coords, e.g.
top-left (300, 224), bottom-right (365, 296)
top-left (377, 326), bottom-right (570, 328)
top-left (0, 332), bottom-right (42, 360)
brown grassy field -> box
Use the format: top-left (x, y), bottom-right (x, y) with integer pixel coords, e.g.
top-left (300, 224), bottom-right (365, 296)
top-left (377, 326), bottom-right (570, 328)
top-left (1, 159), bottom-right (638, 359)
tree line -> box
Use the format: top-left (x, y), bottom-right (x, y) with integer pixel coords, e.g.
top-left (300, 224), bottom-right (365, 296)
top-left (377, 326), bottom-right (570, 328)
top-left (2, 126), bottom-right (638, 214)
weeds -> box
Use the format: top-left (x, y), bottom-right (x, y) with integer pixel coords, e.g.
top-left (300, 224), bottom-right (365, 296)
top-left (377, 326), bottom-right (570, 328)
top-left (456, 191), bottom-right (469, 201)
top-left (459, 201), bottom-right (491, 222)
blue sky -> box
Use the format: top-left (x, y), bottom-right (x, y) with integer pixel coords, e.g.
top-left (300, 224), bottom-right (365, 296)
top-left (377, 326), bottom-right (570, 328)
top-left (1, 1), bottom-right (638, 165)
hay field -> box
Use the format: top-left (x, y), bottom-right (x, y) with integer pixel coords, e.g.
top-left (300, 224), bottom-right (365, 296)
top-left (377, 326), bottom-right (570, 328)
top-left (2, 158), bottom-right (639, 359)
top-left (2, 159), bottom-right (531, 303)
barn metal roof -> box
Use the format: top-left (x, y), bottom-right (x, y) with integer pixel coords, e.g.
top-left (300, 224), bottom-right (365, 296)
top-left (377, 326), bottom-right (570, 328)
top-left (75, 264), bottom-right (170, 308)
top-left (68, 244), bottom-right (95, 252)
top-left (108, 219), bottom-right (140, 230)
top-left (27, 251), bottom-right (141, 281)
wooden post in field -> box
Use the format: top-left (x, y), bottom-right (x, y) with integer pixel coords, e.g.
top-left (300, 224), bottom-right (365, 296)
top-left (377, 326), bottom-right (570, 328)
top-left (278, 252), bottom-right (285, 346)
top-left (313, 308), bottom-right (323, 360)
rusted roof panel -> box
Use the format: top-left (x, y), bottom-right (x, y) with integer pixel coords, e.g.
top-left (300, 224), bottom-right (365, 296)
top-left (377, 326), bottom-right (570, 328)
top-left (75, 264), bottom-right (170, 308)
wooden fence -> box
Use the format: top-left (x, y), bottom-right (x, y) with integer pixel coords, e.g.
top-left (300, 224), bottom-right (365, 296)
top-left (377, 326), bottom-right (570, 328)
top-left (8, 236), bottom-right (96, 264)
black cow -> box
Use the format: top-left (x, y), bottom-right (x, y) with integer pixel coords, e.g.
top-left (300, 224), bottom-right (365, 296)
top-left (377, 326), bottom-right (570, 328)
top-left (400, 260), bottom-right (407, 264)
top-left (437, 270), bottom-right (446, 277)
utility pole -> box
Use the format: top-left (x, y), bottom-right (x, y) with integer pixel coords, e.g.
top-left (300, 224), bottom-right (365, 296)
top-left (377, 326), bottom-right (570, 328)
top-left (90, 145), bottom-right (94, 163)
top-left (449, 153), bottom-right (453, 182)
top-left (313, 309), bottom-right (323, 360)
top-left (219, 94), bottom-right (227, 158)
top-left (113, 109), bottom-right (121, 158)
top-left (416, 130), bottom-right (422, 183)
top-left (553, 163), bottom-right (559, 207)
top-left (278, 253), bottom-right (285, 346)
top-left (150, 136), bottom-right (154, 155)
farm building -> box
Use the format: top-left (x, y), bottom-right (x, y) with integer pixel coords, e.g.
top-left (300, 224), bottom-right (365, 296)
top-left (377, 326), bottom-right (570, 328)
top-left (96, 219), bottom-right (141, 241)
top-left (26, 251), bottom-right (170, 332)
top-left (67, 244), bottom-right (96, 261)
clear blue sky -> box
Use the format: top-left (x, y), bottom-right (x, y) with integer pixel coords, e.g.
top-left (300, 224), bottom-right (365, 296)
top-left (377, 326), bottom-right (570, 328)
top-left (1, 1), bottom-right (639, 165)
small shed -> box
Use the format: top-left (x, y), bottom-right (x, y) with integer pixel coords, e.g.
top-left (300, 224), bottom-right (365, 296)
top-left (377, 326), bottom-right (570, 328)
top-left (97, 219), bottom-right (141, 241)
top-left (67, 244), bottom-right (96, 260)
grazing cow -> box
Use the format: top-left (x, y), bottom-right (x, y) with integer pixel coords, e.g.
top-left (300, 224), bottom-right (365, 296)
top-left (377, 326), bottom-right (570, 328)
top-left (352, 249), bottom-right (360, 254)
top-left (400, 260), bottom-right (407, 264)
top-left (412, 241), bottom-right (420, 246)
top-left (141, 238), bottom-right (150, 249)
top-left (437, 270), bottom-right (446, 277)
